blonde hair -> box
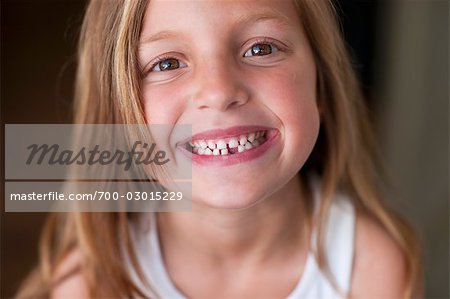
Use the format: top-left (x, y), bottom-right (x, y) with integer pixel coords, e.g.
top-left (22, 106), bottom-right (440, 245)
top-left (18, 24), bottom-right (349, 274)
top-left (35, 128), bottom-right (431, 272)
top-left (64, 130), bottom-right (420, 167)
top-left (17, 0), bottom-right (421, 298)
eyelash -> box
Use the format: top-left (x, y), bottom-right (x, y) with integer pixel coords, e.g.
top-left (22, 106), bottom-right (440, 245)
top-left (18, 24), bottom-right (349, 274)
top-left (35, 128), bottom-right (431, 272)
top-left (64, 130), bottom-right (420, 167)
top-left (147, 54), bottom-right (184, 73)
top-left (244, 37), bottom-right (284, 57)
top-left (145, 38), bottom-right (285, 74)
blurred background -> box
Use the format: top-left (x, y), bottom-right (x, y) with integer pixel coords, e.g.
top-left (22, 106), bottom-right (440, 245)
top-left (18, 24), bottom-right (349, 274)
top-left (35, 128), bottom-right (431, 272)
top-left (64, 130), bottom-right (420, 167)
top-left (1, 0), bottom-right (448, 297)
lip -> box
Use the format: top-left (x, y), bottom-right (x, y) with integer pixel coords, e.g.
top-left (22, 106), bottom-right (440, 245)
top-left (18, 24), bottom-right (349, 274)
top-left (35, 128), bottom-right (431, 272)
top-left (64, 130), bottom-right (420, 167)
top-left (177, 126), bottom-right (279, 166)
top-left (178, 125), bottom-right (273, 144)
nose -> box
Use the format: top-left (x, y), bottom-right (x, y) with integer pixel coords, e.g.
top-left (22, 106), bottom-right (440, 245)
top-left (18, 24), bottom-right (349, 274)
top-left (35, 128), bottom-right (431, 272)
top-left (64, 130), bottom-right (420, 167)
top-left (192, 59), bottom-right (250, 111)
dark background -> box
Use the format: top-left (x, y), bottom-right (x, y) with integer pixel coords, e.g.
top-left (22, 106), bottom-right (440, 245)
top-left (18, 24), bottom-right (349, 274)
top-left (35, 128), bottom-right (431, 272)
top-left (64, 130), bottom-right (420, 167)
top-left (1, 1), bottom-right (87, 297)
top-left (1, 0), bottom-right (448, 298)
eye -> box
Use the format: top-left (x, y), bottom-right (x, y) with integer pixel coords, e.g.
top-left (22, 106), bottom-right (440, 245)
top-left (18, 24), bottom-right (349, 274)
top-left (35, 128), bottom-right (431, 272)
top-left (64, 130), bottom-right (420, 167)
top-left (150, 57), bottom-right (186, 72)
top-left (243, 43), bottom-right (279, 57)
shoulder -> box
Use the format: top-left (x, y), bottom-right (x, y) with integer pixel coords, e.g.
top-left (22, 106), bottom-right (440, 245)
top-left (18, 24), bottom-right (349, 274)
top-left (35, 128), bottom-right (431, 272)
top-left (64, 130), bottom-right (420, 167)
top-left (50, 249), bottom-right (89, 299)
top-left (350, 211), bottom-right (408, 298)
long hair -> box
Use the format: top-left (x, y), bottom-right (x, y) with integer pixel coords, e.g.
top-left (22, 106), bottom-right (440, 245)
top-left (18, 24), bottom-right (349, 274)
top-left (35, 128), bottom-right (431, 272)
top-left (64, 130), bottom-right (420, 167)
top-left (17, 0), bottom-right (421, 298)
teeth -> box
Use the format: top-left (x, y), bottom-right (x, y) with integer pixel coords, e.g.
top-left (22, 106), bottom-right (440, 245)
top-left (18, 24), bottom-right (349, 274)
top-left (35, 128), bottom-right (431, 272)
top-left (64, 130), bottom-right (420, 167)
top-left (207, 140), bottom-right (216, 149)
top-left (190, 130), bottom-right (267, 155)
top-left (228, 138), bottom-right (239, 148)
top-left (248, 132), bottom-right (255, 143)
top-left (216, 140), bottom-right (227, 149)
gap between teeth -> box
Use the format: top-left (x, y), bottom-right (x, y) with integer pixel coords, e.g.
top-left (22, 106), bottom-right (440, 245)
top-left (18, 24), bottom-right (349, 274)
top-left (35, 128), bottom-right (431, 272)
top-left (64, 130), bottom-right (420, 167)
top-left (189, 131), bottom-right (266, 156)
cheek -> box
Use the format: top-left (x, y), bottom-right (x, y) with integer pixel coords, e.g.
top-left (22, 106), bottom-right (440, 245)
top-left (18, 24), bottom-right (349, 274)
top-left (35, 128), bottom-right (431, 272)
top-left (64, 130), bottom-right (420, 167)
top-left (284, 65), bottom-right (320, 147)
top-left (251, 60), bottom-right (320, 161)
top-left (252, 61), bottom-right (318, 126)
top-left (285, 69), bottom-right (319, 129)
top-left (142, 83), bottom-right (187, 125)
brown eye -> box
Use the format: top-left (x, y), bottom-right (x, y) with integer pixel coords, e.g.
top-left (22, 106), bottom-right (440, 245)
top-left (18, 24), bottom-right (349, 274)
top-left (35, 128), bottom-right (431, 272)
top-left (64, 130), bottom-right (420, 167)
top-left (152, 58), bottom-right (180, 72)
top-left (244, 43), bottom-right (278, 57)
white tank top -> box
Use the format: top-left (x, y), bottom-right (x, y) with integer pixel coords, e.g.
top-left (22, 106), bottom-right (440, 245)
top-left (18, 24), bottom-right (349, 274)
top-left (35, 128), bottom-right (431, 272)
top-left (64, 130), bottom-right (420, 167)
top-left (128, 191), bottom-right (356, 299)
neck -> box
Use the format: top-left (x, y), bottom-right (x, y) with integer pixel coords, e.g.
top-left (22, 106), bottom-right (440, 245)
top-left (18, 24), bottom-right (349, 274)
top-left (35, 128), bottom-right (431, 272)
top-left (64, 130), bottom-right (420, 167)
top-left (157, 175), bottom-right (311, 269)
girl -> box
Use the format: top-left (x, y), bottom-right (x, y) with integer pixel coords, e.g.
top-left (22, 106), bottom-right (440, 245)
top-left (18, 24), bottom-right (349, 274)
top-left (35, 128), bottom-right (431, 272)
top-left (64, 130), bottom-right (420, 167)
top-left (18, 0), bottom-right (421, 298)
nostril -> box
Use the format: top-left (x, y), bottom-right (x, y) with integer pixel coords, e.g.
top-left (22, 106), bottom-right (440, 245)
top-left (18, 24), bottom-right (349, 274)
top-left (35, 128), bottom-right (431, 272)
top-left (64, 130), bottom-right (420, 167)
top-left (196, 97), bottom-right (248, 111)
top-left (228, 100), bottom-right (243, 109)
top-left (197, 104), bottom-right (210, 110)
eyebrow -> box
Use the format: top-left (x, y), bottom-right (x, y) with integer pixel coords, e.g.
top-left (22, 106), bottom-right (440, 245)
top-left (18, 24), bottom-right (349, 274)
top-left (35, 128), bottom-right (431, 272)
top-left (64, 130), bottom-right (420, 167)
top-left (140, 30), bottom-right (183, 45)
top-left (139, 9), bottom-right (291, 46)
top-left (236, 10), bottom-right (290, 27)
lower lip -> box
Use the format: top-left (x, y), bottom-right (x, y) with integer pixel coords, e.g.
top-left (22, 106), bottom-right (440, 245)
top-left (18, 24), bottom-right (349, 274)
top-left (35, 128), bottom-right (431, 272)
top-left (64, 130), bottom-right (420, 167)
top-left (178, 130), bottom-right (279, 166)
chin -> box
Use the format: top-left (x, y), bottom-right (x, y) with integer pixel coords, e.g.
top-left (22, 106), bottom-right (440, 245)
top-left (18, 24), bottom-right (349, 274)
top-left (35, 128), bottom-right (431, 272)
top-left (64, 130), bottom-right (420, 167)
top-left (192, 185), bottom-right (266, 211)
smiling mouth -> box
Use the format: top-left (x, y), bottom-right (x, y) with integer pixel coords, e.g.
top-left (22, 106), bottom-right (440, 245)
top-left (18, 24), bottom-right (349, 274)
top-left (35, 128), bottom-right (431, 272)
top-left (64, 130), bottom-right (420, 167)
top-left (186, 130), bottom-right (267, 156)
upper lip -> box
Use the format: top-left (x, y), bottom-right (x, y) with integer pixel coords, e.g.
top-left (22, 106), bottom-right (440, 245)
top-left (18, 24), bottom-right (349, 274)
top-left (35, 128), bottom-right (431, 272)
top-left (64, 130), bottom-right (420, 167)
top-left (177, 125), bottom-right (273, 145)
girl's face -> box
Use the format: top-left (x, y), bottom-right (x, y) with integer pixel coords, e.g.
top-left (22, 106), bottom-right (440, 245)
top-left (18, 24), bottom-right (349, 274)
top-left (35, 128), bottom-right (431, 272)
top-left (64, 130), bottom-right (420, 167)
top-left (139, 0), bottom-right (320, 209)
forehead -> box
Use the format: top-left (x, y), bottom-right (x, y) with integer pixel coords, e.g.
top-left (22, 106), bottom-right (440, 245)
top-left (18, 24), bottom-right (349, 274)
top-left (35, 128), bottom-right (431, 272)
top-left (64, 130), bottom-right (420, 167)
top-left (140, 0), bottom-right (300, 40)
